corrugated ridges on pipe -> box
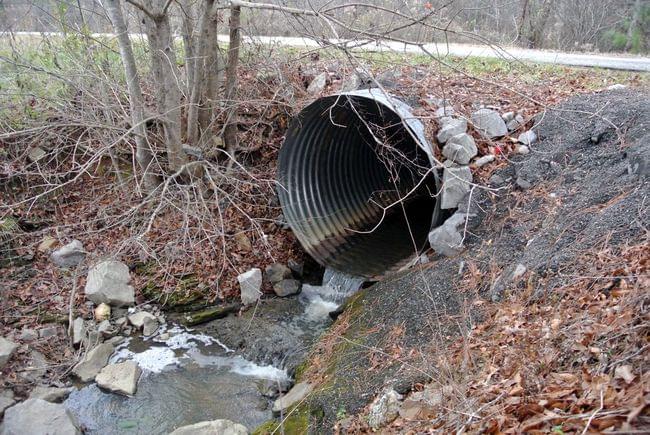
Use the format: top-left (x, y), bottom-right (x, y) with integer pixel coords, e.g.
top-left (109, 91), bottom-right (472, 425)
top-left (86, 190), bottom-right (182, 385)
top-left (278, 89), bottom-right (443, 279)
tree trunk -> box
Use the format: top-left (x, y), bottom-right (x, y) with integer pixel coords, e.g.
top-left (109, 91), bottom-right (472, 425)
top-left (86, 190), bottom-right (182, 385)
top-left (186, 0), bottom-right (223, 149)
top-left (529, 0), bottom-right (554, 49)
top-left (198, 7), bottom-right (224, 137)
top-left (103, 0), bottom-right (159, 192)
top-left (223, 4), bottom-right (241, 168)
top-left (141, 5), bottom-right (188, 173)
top-left (625, 0), bottom-right (642, 51)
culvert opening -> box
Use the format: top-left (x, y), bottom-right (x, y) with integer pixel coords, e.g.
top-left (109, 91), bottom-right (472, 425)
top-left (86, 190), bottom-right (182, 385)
top-left (278, 90), bottom-right (444, 279)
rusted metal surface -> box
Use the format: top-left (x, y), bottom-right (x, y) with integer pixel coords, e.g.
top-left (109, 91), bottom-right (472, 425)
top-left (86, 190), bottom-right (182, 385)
top-left (277, 89), bottom-right (443, 278)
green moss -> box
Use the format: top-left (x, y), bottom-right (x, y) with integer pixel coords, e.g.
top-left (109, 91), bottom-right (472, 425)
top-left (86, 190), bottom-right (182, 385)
top-left (252, 406), bottom-right (310, 435)
top-left (180, 303), bottom-right (240, 326)
top-left (136, 263), bottom-right (208, 310)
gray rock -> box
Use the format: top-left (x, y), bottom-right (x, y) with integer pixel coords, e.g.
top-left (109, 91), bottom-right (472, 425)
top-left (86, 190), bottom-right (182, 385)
top-left (518, 130), bottom-right (537, 145)
top-left (474, 154), bottom-right (495, 167)
top-left (501, 111), bottom-right (515, 122)
top-left (142, 317), bottom-right (159, 337)
top-left (273, 279), bottom-right (301, 297)
top-left (441, 165), bottom-right (473, 209)
top-left (368, 389), bottom-right (402, 429)
top-left (128, 311), bottom-right (156, 329)
top-left (18, 328), bottom-right (38, 341)
top-left (85, 261), bottom-right (134, 307)
top-left (27, 147), bottom-right (46, 163)
top-left (376, 69), bottom-right (402, 87)
top-left (489, 174), bottom-right (506, 187)
top-left (95, 361), bottom-right (141, 396)
top-left (114, 317), bottom-right (127, 328)
top-left (428, 212), bottom-right (468, 257)
top-left (287, 259), bottom-right (303, 277)
top-left (399, 387), bottom-right (442, 420)
top-left (238, 268), bottom-right (262, 306)
top-left (28, 386), bottom-right (75, 403)
top-left (72, 342), bottom-right (114, 382)
top-left (507, 114), bottom-right (525, 131)
top-left (20, 350), bottom-right (47, 382)
top-left (72, 318), bottom-right (85, 346)
top-left (442, 133), bottom-right (477, 164)
top-left (272, 382), bottom-right (313, 414)
top-left (97, 320), bottom-right (115, 338)
top-left (512, 263), bottom-right (527, 280)
top-left (436, 118), bottom-right (467, 144)
top-left (516, 144), bottom-right (530, 154)
top-left (607, 83), bottom-right (626, 90)
top-left (0, 391), bottom-right (15, 418)
top-left (307, 72), bottom-right (327, 94)
top-left (265, 263), bottom-right (291, 284)
top-left (434, 105), bottom-right (454, 118)
top-left (341, 67), bottom-right (372, 91)
top-left (0, 337), bottom-right (18, 368)
top-left (169, 419), bottom-right (248, 435)
top-left (39, 325), bottom-right (59, 339)
top-left (472, 108), bottom-right (508, 138)
top-left (516, 176), bottom-right (532, 190)
top-left (0, 399), bottom-right (80, 435)
top-left (50, 240), bottom-right (85, 268)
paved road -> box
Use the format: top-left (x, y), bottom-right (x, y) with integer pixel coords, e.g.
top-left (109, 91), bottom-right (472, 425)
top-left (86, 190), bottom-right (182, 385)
top-left (10, 32), bottom-right (650, 72)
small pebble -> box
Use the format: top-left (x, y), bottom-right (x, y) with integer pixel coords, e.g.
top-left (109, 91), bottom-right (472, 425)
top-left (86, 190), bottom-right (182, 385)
top-left (474, 154), bottom-right (495, 167)
top-left (516, 145), bottom-right (530, 155)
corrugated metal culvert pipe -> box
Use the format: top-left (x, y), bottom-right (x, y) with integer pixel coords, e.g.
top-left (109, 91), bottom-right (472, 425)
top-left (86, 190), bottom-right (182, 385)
top-left (277, 89), bottom-right (445, 279)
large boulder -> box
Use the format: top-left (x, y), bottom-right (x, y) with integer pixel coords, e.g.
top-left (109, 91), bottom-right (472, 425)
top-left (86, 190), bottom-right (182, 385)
top-left (436, 118), bottom-right (467, 144)
top-left (169, 419), bottom-right (248, 435)
top-left (84, 261), bottom-right (135, 306)
top-left (50, 240), bottom-right (85, 268)
top-left (71, 342), bottom-right (115, 382)
top-left (0, 399), bottom-right (80, 435)
top-left (440, 165), bottom-right (473, 210)
top-left (273, 279), bottom-right (301, 297)
top-left (442, 133), bottom-right (477, 164)
top-left (265, 263), bottom-right (291, 284)
top-left (307, 72), bottom-right (328, 94)
top-left (95, 361), bottom-right (141, 396)
top-left (428, 212), bottom-right (468, 257)
top-left (0, 337), bottom-right (18, 369)
top-left (238, 268), bottom-right (262, 305)
top-left (471, 108), bottom-right (508, 138)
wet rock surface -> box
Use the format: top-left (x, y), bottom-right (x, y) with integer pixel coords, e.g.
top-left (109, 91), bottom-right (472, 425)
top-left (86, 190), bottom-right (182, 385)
top-left (1, 399), bottom-right (81, 435)
top-left (169, 419), bottom-right (248, 435)
top-left (95, 361), bottom-right (141, 396)
top-left (0, 337), bottom-right (18, 368)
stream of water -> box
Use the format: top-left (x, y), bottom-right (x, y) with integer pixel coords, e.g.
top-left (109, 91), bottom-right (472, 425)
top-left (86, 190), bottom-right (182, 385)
top-left (64, 268), bottom-right (363, 434)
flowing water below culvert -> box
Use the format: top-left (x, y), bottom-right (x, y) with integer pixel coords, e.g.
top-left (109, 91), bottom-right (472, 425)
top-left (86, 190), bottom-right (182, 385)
top-left (64, 269), bottom-right (364, 434)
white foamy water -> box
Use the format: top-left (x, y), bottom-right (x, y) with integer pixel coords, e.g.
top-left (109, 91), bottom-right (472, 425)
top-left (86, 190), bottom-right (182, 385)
top-left (187, 349), bottom-right (289, 382)
top-left (110, 326), bottom-right (234, 373)
top-left (111, 345), bottom-right (179, 373)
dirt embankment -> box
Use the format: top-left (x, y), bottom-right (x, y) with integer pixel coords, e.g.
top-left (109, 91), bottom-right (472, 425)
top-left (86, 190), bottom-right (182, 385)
top-left (260, 89), bottom-right (649, 433)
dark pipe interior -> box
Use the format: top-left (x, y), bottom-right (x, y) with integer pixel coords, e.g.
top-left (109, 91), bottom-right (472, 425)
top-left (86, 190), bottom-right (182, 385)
top-left (278, 94), bottom-right (440, 278)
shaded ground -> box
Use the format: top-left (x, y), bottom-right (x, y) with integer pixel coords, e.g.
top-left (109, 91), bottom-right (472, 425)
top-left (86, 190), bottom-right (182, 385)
top-left (262, 88), bottom-right (649, 433)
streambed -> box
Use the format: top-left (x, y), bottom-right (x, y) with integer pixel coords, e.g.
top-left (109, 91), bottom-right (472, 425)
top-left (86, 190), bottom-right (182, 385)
top-left (64, 269), bottom-right (363, 434)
